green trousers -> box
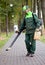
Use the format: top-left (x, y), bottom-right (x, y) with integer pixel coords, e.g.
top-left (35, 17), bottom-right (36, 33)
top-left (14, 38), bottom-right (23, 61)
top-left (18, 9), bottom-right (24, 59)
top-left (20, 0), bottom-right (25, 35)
top-left (25, 33), bottom-right (36, 54)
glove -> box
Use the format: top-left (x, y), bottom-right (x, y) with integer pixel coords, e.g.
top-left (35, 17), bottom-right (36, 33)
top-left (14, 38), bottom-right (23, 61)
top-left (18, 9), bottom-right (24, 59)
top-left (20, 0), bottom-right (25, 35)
top-left (36, 28), bottom-right (39, 31)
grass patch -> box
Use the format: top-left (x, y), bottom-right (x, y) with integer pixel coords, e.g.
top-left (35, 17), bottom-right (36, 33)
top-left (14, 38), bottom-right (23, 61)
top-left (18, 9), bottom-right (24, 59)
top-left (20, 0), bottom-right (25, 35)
top-left (0, 32), bottom-right (14, 48)
top-left (40, 35), bottom-right (45, 43)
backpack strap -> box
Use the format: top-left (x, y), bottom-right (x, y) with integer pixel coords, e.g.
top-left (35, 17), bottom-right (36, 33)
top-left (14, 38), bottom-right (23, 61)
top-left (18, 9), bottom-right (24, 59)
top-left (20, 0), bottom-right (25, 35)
top-left (32, 13), bottom-right (37, 26)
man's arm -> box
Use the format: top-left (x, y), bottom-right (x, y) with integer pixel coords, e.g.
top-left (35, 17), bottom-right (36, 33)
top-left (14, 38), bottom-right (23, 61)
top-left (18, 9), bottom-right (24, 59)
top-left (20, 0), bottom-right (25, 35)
top-left (19, 18), bottom-right (26, 32)
top-left (33, 14), bottom-right (42, 28)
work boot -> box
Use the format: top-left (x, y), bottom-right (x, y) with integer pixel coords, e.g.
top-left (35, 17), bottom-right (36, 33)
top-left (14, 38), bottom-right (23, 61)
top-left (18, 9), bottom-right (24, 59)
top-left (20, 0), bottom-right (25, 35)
top-left (30, 53), bottom-right (34, 57)
top-left (26, 53), bottom-right (30, 56)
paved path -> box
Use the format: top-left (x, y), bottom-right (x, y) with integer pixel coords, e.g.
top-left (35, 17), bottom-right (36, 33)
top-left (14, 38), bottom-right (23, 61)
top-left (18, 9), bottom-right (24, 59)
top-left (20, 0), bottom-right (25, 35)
top-left (0, 33), bottom-right (45, 65)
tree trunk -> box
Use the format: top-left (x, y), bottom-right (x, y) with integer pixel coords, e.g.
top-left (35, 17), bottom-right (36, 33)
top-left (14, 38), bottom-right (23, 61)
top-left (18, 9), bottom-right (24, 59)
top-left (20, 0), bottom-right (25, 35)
top-left (0, 22), bottom-right (1, 35)
top-left (41, 0), bottom-right (45, 27)
top-left (0, 19), bottom-right (1, 34)
top-left (26, 0), bottom-right (28, 5)
top-left (6, 14), bottom-right (9, 36)
top-left (37, 0), bottom-right (42, 19)
top-left (33, 0), bottom-right (37, 13)
top-left (28, 0), bottom-right (32, 11)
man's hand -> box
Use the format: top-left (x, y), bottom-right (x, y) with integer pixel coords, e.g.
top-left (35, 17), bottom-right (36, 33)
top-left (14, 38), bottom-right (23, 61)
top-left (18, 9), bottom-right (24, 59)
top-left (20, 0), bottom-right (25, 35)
top-left (36, 29), bottom-right (40, 31)
top-left (36, 26), bottom-right (42, 31)
top-left (15, 30), bottom-right (20, 33)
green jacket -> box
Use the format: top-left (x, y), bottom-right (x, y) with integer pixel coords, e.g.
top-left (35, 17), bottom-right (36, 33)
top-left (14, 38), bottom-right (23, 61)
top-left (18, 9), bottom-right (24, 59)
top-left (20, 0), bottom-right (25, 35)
top-left (19, 11), bottom-right (41, 34)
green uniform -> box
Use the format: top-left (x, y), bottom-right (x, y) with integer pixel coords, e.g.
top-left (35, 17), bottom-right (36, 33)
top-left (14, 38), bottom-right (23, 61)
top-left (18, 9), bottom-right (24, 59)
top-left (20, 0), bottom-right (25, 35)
top-left (19, 11), bottom-right (41, 54)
